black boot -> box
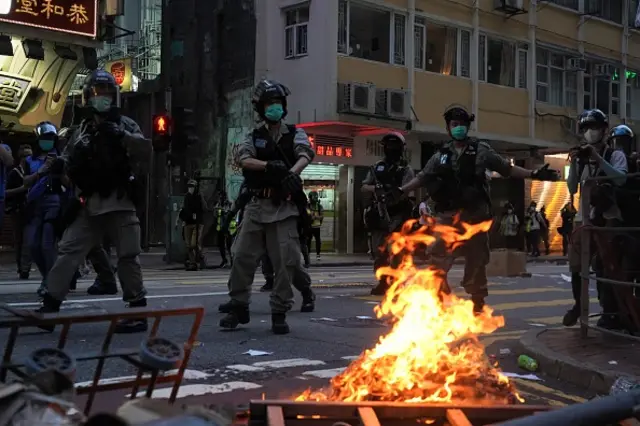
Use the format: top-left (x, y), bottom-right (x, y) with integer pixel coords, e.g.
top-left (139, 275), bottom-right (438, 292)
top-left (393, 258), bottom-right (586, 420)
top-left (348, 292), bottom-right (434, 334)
top-left (563, 305), bottom-right (580, 326)
top-left (370, 280), bottom-right (389, 296)
top-left (300, 290), bottom-right (316, 313)
top-left (34, 294), bottom-right (62, 332)
top-left (114, 299), bottom-right (149, 334)
top-left (87, 279), bottom-right (118, 296)
top-left (597, 314), bottom-right (622, 330)
top-left (472, 296), bottom-right (485, 314)
top-left (218, 300), bottom-right (233, 313)
top-left (271, 313), bottom-right (290, 334)
top-left (219, 304), bottom-right (250, 329)
top-left (260, 278), bottom-right (274, 292)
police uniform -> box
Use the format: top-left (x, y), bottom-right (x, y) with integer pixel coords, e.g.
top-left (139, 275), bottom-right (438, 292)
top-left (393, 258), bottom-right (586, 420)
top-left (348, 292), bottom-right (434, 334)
top-left (417, 140), bottom-right (512, 309)
top-left (221, 123), bottom-right (314, 331)
top-left (363, 158), bottom-right (415, 295)
top-left (35, 71), bottom-right (151, 334)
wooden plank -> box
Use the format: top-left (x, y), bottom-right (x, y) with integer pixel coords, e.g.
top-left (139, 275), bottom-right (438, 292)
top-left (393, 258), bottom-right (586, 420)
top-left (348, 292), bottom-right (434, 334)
top-left (446, 409), bottom-right (473, 426)
top-left (267, 405), bottom-right (285, 426)
top-left (357, 407), bottom-right (381, 426)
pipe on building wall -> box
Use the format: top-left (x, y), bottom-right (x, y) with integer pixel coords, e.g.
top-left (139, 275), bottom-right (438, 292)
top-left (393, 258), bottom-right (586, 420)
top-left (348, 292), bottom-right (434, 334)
top-left (471, 0), bottom-right (479, 130)
top-left (528, 0), bottom-right (537, 139)
top-left (577, 0), bottom-right (585, 121)
top-left (621, 0), bottom-right (629, 126)
top-left (408, 0), bottom-right (415, 120)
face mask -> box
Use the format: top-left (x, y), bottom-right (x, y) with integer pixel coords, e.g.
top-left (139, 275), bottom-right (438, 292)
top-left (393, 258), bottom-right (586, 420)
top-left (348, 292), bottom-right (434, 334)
top-left (384, 147), bottom-right (402, 162)
top-left (89, 96), bottom-right (113, 113)
top-left (187, 187), bottom-right (195, 194)
top-left (450, 125), bottom-right (468, 141)
top-left (38, 140), bottom-right (54, 152)
top-left (507, 209), bottom-right (513, 214)
top-left (584, 129), bottom-right (603, 144)
top-left (22, 150), bottom-right (32, 159)
top-left (264, 104), bottom-right (284, 122)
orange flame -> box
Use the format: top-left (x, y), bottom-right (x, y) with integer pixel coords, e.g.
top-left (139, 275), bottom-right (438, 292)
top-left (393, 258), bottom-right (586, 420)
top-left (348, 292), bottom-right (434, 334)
top-left (297, 216), bottom-right (523, 404)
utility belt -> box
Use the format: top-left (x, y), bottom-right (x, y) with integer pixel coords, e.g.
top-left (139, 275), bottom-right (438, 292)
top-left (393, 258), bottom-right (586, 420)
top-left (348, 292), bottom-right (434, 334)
top-left (249, 188), bottom-right (277, 199)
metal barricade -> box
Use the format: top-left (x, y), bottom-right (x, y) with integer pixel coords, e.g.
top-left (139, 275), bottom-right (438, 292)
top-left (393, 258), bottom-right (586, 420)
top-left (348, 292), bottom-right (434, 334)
top-left (578, 172), bottom-right (640, 341)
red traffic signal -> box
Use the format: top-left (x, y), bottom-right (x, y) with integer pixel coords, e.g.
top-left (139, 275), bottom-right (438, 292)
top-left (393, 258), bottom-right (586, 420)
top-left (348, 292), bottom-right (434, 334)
top-left (153, 114), bottom-right (171, 135)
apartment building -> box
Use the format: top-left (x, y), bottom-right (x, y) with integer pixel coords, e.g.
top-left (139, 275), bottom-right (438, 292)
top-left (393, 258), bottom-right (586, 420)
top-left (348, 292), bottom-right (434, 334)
top-left (255, 0), bottom-right (640, 253)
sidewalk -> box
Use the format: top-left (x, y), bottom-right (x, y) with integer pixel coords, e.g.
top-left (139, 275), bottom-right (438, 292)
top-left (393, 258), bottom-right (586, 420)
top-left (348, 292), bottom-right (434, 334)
top-left (518, 327), bottom-right (640, 394)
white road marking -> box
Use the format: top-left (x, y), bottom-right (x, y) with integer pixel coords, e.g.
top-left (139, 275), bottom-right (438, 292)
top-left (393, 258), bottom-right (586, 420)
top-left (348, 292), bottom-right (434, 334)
top-left (75, 369), bottom-right (211, 388)
top-left (129, 381), bottom-right (263, 399)
top-left (302, 368), bottom-right (346, 379)
top-left (227, 364), bottom-right (266, 372)
top-left (341, 355), bottom-right (360, 361)
top-left (7, 291), bottom-right (230, 307)
top-left (251, 358), bottom-right (326, 369)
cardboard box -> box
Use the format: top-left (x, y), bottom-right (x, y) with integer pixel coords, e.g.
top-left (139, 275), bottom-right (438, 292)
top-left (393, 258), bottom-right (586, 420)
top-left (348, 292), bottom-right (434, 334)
top-left (486, 249), bottom-right (527, 277)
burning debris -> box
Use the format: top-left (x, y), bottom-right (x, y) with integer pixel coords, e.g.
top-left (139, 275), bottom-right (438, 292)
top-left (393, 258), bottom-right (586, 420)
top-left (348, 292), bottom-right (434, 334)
top-left (297, 218), bottom-right (523, 404)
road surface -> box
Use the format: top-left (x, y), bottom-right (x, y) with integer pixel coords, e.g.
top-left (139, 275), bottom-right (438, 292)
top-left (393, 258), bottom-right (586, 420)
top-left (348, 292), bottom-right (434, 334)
top-left (0, 264), bottom-right (597, 414)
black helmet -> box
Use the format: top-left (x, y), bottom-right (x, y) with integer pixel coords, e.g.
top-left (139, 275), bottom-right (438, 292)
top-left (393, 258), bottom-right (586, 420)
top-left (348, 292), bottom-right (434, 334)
top-left (252, 79), bottom-right (290, 119)
top-left (34, 121), bottom-right (58, 140)
top-left (610, 124), bottom-right (634, 139)
top-left (578, 109), bottom-right (608, 131)
top-left (443, 104), bottom-right (475, 124)
top-left (82, 69), bottom-right (119, 112)
top-left (380, 131), bottom-right (406, 147)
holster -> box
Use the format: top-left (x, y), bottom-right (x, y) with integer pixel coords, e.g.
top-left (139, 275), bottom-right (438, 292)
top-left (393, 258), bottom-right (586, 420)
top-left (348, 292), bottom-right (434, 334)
top-left (58, 198), bottom-right (83, 237)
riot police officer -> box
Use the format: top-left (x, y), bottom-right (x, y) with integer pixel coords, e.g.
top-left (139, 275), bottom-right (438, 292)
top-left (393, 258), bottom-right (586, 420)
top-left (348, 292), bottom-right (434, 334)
top-left (34, 69), bottom-right (151, 334)
top-left (361, 132), bottom-right (415, 296)
top-left (219, 79), bottom-right (314, 334)
top-left (609, 124), bottom-right (635, 156)
top-left (398, 105), bottom-right (559, 313)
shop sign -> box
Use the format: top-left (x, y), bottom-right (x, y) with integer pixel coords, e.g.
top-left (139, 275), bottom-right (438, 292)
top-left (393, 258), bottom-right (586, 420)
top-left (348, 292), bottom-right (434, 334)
top-left (0, 72), bottom-right (32, 114)
top-left (105, 57), bottom-right (133, 92)
top-left (0, 0), bottom-right (98, 38)
top-left (314, 144), bottom-right (352, 158)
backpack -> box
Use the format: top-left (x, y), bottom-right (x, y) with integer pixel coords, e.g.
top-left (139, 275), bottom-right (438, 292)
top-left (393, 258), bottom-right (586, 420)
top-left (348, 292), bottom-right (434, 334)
top-left (603, 149), bottom-right (640, 225)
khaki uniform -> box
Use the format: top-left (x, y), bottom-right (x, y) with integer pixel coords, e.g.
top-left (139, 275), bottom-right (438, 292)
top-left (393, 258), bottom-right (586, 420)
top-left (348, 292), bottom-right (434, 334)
top-left (46, 116), bottom-right (150, 303)
top-left (362, 166), bottom-right (415, 274)
top-left (227, 124), bottom-right (314, 313)
top-left (417, 141), bottom-right (512, 302)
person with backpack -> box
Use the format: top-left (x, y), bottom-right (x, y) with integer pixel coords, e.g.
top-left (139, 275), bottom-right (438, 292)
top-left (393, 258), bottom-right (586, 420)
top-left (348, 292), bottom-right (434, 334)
top-left (562, 110), bottom-right (628, 330)
top-left (394, 105), bottom-right (560, 313)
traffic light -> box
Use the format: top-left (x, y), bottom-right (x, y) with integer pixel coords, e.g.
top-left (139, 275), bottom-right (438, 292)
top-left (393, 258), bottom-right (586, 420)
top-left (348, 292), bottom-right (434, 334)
top-left (171, 107), bottom-right (198, 153)
top-left (152, 114), bottom-right (171, 152)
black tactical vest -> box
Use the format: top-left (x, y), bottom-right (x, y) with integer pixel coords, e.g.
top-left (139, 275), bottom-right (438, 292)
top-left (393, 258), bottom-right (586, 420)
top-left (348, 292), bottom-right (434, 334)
top-left (243, 125), bottom-right (297, 189)
top-left (429, 141), bottom-right (488, 213)
top-left (372, 160), bottom-right (406, 187)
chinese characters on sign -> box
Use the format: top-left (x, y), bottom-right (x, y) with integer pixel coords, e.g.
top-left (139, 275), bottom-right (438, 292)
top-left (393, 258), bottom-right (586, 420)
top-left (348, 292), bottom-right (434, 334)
top-left (0, 0), bottom-right (97, 38)
top-left (315, 144), bottom-right (352, 158)
top-left (0, 72), bottom-right (32, 114)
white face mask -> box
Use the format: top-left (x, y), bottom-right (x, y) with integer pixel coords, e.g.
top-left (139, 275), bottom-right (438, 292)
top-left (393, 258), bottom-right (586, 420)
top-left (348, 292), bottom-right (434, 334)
top-left (187, 187), bottom-right (195, 194)
top-left (584, 129), bottom-right (603, 144)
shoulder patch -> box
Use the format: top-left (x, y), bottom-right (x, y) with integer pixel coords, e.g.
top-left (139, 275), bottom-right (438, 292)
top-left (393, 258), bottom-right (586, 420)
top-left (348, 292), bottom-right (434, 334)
top-left (120, 115), bottom-right (141, 133)
top-left (254, 138), bottom-right (268, 149)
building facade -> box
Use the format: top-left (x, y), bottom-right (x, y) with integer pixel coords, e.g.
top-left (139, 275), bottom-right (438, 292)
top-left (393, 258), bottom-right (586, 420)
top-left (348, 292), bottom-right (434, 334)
top-left (252, 0), bottom-right (640, 254)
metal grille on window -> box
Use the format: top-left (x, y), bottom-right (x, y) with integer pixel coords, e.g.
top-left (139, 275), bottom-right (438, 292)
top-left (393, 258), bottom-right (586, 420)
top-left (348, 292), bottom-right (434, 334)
top-left (414, 22), bottom-right (425, 69)
top-left (285, 27), bottom-right (295, 58)
top-left (296, 25), bottom-right (308, 55)
top-left (479, 35), bottom-right (486, 81)
top-left (338, 0), bottom-right (347, 54)
top-left (393, 14), bottom-right (406, 65)
top-left (460, 30), bottom-right (470, 77)
top-left (517, 49), bottom-right (527, 89)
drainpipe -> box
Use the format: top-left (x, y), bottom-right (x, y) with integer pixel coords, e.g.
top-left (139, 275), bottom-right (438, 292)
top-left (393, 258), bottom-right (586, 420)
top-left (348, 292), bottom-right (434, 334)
top-left (529, 0), bottom-right (537, 141)
top-left (577, 0), bottom-right (585, 122)
top-left (471, 0), bottom-right (479, 130)
top-left (621, 0), bottom-right (629, 127)
top-left (408, 0), bottom-right (415, 128)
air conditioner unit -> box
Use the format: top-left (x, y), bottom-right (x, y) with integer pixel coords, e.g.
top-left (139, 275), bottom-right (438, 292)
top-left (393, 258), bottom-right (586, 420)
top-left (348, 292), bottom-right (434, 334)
top-left (494, 0), bottom-right (524, 11)
top-left (349, 83), bottom-right (375, 114)
top-left (566, 57), bottom-right (587, 72)
top-left (594, 63), bottom-right (614, 77)
top-left (387, 90), bottom-right (408, 119)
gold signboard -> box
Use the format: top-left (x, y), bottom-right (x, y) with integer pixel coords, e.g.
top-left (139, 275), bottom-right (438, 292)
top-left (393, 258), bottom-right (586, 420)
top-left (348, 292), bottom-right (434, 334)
top-left (0, 0), bottom-right (98, 38)
top-left (105, 57), bottom-right (133, 92)
top-left (0, 72), bottom-right (32, 114)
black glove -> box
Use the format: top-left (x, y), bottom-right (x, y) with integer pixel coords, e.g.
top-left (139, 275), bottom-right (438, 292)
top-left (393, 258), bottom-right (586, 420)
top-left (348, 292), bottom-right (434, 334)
top-left (282, 171), bottom-right (303, 193)
top-left (98, 120), bottom-right (125, 139)
top-left (265, 160), bottom-right (289, 178)
top-left (531, 163), bottom-right (560, 181)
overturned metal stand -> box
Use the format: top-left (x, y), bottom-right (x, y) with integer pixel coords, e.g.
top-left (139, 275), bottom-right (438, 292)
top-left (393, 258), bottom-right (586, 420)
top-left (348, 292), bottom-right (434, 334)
top-left (0, 303), bottom-right (204, 415)
top-left (248, 400), bottom-right (550, 426)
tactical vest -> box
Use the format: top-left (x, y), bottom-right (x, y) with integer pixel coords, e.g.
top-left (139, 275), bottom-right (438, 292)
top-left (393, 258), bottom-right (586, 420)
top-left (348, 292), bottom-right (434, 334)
top-left (25, 153), bottom-right (62, 200)
top-left (372, 160), bottom-right (412, 217)
top-left (67, 119), bottom-right (132, 199)
top-left (181, 193), bottom-right (203, 224)
top-left (309, 203), bottom-right (322, 227)
top-left (243, 125), bottom-right (297, 190)
top-left (429, 141), bottom-right (489, 213)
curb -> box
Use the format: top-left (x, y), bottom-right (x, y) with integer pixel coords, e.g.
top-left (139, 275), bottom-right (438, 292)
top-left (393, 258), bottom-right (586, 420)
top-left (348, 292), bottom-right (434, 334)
top-left (517, 328), bottom-right (626, 395)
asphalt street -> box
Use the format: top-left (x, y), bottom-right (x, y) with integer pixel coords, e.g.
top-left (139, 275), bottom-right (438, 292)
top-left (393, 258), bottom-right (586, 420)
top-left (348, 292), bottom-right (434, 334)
top-left (0, 263), bottom-right (598, 414)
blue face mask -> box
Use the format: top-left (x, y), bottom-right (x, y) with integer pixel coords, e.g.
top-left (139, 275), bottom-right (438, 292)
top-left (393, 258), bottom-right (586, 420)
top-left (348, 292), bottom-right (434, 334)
top-left (450, 125), bottom-right (469, 141)
top-left (264, 104), bottom-right (284, 122)
top-left (89, 96), bottom-right (113, 113)
top-left (38, 140), bottom-right (54, 152)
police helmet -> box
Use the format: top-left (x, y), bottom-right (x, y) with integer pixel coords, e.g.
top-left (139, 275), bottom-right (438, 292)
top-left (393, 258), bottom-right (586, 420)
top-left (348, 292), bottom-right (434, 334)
top-left (252, 79), bottom-right (290, 119)
top-left (578, 109), bottom-right (608, 131)
top-left (308, 190), bottom-right (319, 200)
top-left (380, 131), bottom-right (406, 147)
top-left (610, 124), bottom-right (634, 139)
top-left (34, 121), bottom-right (58, 140)
top-left (443, 104), bottom-right (475, 124)
top-left (187, 179), bottom-right (197, 187)
top-left (82, 69), bottom-right (119, 110)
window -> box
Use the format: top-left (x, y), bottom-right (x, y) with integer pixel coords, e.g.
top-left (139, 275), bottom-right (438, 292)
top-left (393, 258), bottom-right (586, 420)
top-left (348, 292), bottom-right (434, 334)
top-left (586, 0), bottom-right (623, 24)
top-left (340, 2), bottom-right (391, 63)
top-left (584, 60), bottom-right (621, 115)
top-left (479, 35), bottom-right (527, 88)
top-left (626, 70), bottom-right (640, 119)
top-left (546, 0), bottom-right (579, 10)
top-left (535, 48), bottom-right (578, 108)
top-left (414, 18), bottom-right (470, 77)
top-left (285, 6), bottom-right (309, 59)
top-left (392, 14), bottom-right (406, 65)
top-left (630, 0), bottom-right (640, 28)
